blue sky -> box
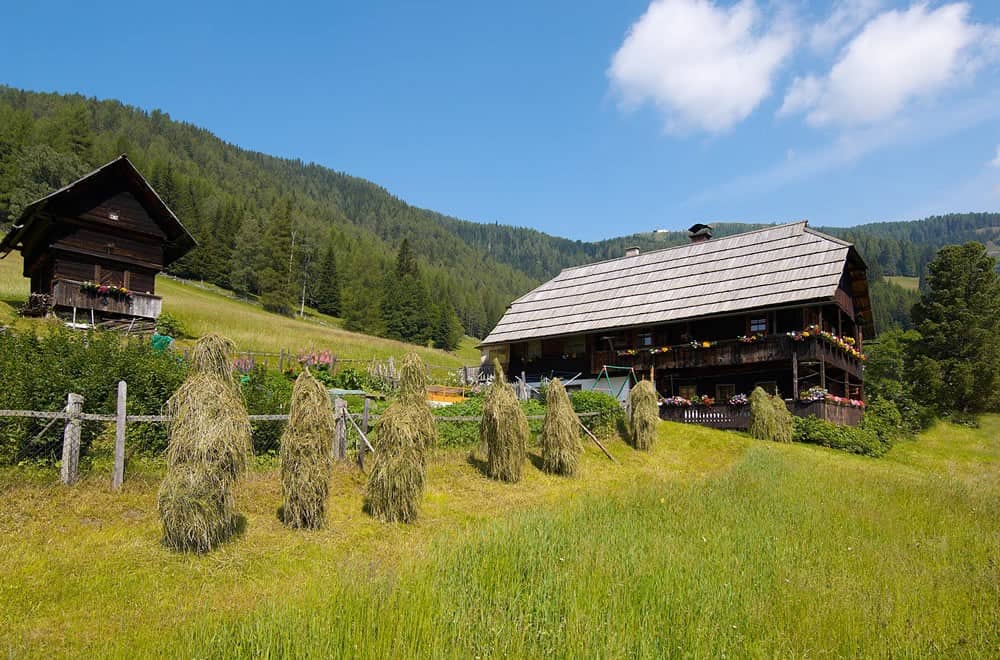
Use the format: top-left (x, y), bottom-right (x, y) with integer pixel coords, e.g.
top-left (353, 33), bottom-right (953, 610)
top-left (2, 1), bottom-right (999, 240)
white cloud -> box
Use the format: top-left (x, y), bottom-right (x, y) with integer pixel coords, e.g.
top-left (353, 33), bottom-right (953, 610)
top-left (608, 0), bottom-right (796, 134)
top-left (809, 0), bottom-right (884, 53)
top-left (991, 145), bottom-right (1000, 167)
top-left (781, 2), bottom-right (999, 126)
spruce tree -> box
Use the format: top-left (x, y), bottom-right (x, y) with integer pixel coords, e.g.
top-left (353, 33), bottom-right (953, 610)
top-left (433, 302), bottom-right (463, 351)
top-left (311, 240), bottom-right (342, 316)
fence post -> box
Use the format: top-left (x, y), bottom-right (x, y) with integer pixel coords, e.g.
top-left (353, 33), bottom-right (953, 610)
top-left (61, 392), bottom-right (83, 486)
top-left (333, 398), bottom-right (347, 460)
top-left (112, 380), bottom-right (127, 491)
top-left (358, 397), bottom-right (370, 470)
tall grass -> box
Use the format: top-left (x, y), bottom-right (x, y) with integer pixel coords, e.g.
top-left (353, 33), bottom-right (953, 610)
top-left (2, 417), bottom-right (997, 656)
top-left (159, 431), bottom-right (999, 657)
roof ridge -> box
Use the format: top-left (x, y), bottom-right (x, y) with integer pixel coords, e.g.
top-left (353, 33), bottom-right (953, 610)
top-left (557, 220), bottom-right (810, 275)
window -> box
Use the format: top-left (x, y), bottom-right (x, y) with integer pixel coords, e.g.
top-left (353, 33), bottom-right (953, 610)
top-left (755, 381), bottom-right (777, 396)
top-left (716, 384), bottom-right (735, 400)
top-left (749, 317), bottom-right (768, 333)
top-left (679, 384), bottom-right (698, 400)
top-left (638, 333), bottom-right (653, 347)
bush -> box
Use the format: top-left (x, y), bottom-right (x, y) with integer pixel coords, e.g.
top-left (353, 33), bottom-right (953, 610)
top-left (239, 368), bottom-right (294, 453)
top-left (792, 416), bottom-right (888, 457)
top-left (569, 390), bottom-right (624, 439)
top-left (155, 312), bottom-right (187, 338)
top-left (0, 327), bottom-right (186, 464)
top-left (860, 396), bottom-right (905, 444)
top-left (433, 397), bottom-right (544, 447)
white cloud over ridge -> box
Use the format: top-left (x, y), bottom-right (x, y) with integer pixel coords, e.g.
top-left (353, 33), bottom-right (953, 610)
top-left (608, 0), bottom-right (795, 133)
top-left (781, 2), bottom-right (999, 126)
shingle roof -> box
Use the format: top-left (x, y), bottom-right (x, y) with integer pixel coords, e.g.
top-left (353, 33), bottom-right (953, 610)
top-left (481, 221), bottom-right (860, 346)
top-left (0, 155), bottom-right (196, 265)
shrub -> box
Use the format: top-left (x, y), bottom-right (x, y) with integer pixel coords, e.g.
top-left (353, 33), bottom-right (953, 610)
top-left (860, 396), bottom-right (905, 445)
top-left (155, 312), bottom-right (187, 338)
top-left (748, 387), bottom-right (792, 443)
top-left (569, 390), bottom-right (624, 439)
top-left (480, 362), bottom-right (528, 483)
top-left (239, 368), bottom-right (294, 453)
top-left (540, 379), bottom-right (582, 476)
top-left (792, 416), bottom-right (888, 457)
top-left (629, 380), bottom-right (659, 450)
top-left (0, 327), bottom-right (186, 464)
top-left (280, 371), bottom-right (335, 529)
top-left (433, 397), bottom-right (543, 447)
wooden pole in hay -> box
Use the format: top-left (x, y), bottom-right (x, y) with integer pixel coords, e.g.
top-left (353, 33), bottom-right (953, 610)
top-left (280, 371), bottom-right (336, 529)
top-left (540, 378), bottom-right (583, 476)
top-left (158, 334), bottom-right (251, 552)
top-left (629, 380), bottom-right (659, 450)
top-left (364, 353), bottom-right (435, 523)
top-left (481, 360), bottom-right (528, 482)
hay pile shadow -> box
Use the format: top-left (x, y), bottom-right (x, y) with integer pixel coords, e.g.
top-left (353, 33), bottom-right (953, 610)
top-left (157, 334), bottom-right (251, 552)
top-left (481, 361), bottom-right (528, 483)
top-left (540, 378), bottom-right (583, 476)
top-left (629, 380), bottom-right (659, 450)
top-left (365, 353), bottom-right (436, 523)
top-left (748, 387), bottom-right (793, 443)
top-left (280, 371), bottom-right (335, 529)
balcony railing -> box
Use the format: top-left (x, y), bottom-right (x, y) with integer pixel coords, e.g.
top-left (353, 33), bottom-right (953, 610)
top-left (661, 399), bottom-right (863, 429)
top-left (593, 334), bottom-right (864, 378)
top-left (51, 279), bottom-right (162, 319)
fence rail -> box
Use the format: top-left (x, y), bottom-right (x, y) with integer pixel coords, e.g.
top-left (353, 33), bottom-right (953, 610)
top-left (2, 382), bottom-right (600, 489)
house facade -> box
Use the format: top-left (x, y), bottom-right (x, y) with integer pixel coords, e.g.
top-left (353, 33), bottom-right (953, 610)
top-left (479, 221), bottom-right (873, 427)
top-left (0, 155), bottom-right (195, 330)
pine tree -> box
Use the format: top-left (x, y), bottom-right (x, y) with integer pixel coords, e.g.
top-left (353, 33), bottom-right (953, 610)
top-left (433, 301), bottom-right (463, 351)
top-left (382, 240), bottom-right (433, 344)
top-left (230, 214), bottom-right (266, 297)
top-left (909, 243), bottom-right (1000, 414)
top-left (311, 240), bottom-right (341, 316)
top-left (258, 200), bottom-right (297, 315)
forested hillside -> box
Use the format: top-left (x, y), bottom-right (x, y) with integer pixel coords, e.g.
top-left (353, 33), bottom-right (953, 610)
top-left (1, 87), bottom-right (997, 340)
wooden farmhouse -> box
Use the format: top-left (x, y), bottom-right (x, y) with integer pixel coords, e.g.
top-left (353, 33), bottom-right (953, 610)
top-left (480, 221), bottom-right (873, 427)
top-left (0, 155), bottom-right (195, 331)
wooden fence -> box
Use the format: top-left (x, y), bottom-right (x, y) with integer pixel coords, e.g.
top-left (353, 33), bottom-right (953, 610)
top-left (1, 382), bottom-right (602, 489)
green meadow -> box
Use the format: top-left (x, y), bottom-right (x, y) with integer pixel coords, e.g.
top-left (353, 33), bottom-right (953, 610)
top-left (1, 417), bottom-right (996, 657)
top-left (0, 253), bottom-right (481, 367)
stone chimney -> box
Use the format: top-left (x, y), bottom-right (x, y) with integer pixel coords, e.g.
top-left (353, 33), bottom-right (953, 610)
top-left (625, 246), bottom-right (640, 257)
top-left (687, 223), bottom-right (713, 243)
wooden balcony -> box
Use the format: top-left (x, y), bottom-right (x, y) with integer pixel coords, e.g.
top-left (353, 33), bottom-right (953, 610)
top-left (51, 279), bottom-right (162, 319)
top-left (593, 335), bottom-right (863, 379)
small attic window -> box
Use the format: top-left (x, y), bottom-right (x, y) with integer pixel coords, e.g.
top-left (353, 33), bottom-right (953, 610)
top-left (108, 209), bottom-right (120, 221)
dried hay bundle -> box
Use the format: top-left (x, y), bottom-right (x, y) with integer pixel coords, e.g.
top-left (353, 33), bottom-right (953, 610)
top-left (541, 378), bottom-right (583, 476)
top-left (189, 333), bottom-right (236, 379)
top-left (397, 352), bottom-right (437, 450)
top-left (157, 465), bottom-right (236, 553)
top-left (159, 334), bottom-right (250, 552)
top-left (629, 380), bottom-right (659, 450)
top-left (365, 403), bottom-right (428, 523)
top-left (165, 373), bottom-right (253, 484)
top-left (398, 353), bottom-right (427, 402)
top-left (748, 387), bottom-right (793, 443)
top-left (481, 361), bottom-right (528, 482)
top-left (280, 371), bottom-right (336, 529)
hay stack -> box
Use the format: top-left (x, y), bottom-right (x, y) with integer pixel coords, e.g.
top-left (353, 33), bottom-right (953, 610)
top-left (280, 371), bottom-right (336, 529)
top-left (629, 380), bottom-right (659, 450)
top-left (365, 404), bottom-right (428, 523)
top-left (157, 334), bottom-right (251, 552)
top-left (481, 361), bottom-right (529, 482)
top-left (397, 353), bottom-right (436, 450)
top-left (748, 387), bottom-right (793, 443)
top-left (540, 378), bottom-right (583, 476)
top-left (157, 466), bottom-right (237, 553)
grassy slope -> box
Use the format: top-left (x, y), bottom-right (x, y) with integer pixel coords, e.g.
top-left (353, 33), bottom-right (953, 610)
top-left (0, 254), bottom-right (480, 367)
top-left (1, 418), bottom-right (997, 657)
top-left (885, 275), bottom-right (920, 291)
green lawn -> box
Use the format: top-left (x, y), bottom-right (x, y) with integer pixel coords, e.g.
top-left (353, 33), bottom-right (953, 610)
top-left (885, 275), bottom-right (920, 291)
top-left (0, 253), bottom-right (481, 368)
top-left (1, 418), bottom-right (997, 657)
